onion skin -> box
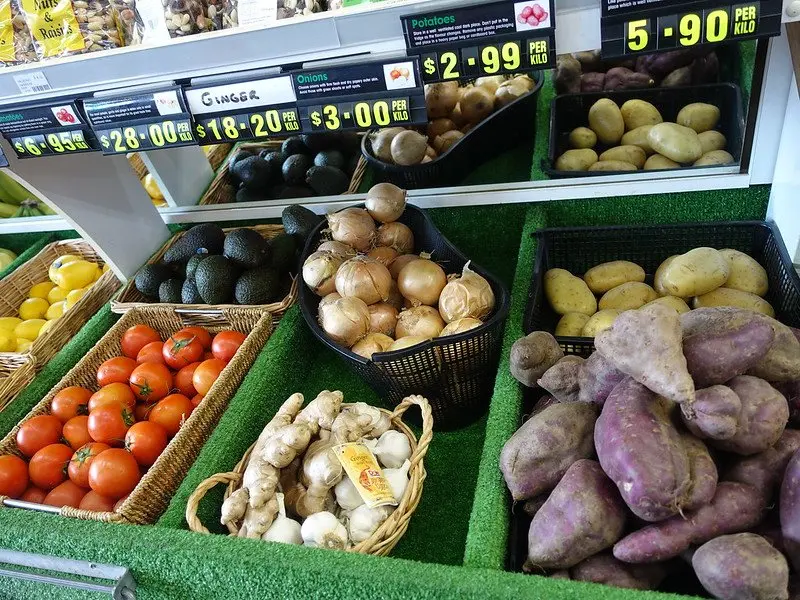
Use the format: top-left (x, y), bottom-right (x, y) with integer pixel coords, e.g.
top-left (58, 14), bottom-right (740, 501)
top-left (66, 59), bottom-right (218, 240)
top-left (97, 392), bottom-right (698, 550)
top-left (302, 251), bottom-right (344, 296)
top-left (317, 240), bottom-right (356, 259)
top-left (389, 254), bottom-right (418, 279)
top-left (368, 303), bottom-right (398, 337)
top-left (335, 256), bottom-right (393, 306)
top-left (318, 296), bottom-right (370, 347)
top-left (328, 208), bottom-right (376, 252)
top-left (377, 222), bottom-right (414, 254)
top-left (365, 183), bottom-right (406, 224)
top-left (351, 333), bottom-right (394, 359)
top-left (395, 306), bottom-right (445, 339)
top-left (397, 259), bottom-right (446, 306)
top-left (367, 246), bottom-right (399, 267)
top-left (319, 292), bottom-right (342, 313)
top-left (439, 317), bottom-right (482, 337)
top-left (438, 262), bottom-right (495, 323)
top-left (388, 336), bottom-right (429, 352)
top-left (386, 281), bottom-right (404, 311)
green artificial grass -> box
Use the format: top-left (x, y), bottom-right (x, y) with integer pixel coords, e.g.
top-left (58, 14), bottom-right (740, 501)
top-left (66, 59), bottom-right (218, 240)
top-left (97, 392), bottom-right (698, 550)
top-left (530, 70), bottom-right (555, 181)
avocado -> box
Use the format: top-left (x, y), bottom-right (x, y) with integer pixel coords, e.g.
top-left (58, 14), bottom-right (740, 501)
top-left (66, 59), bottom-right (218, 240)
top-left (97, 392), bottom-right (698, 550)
top-left (223, 228), bottom-right (271, 269)
top-left (163, 223), bottom-right (225, 264)
top-left (306, 166), bottom-right (350, 196)
top-left (227, 149), bottom-right (253, 170)
top-left (235, 185), bottom-right (267, 203)
top-left (230, 155), bottom-right (273, 190)
top-left (158, 278), bottom-right (183, 303)
top-left (134, 263), bottom-right (174, 299)
top-left (269, 233), bottom-right (297, 273)
top-left (282, 205), bottom-right (323, 245)
top-left (302, 133), bottom-right (337, 153)
top-left (345, 153), bottom-right (360, 176)
top-left (234, 267), bottom-right (281, 305)
top-left (339, 131), bottom-right (361, 155)
top-left (185, 254), bottom-right (206, 281)
top-left (278, 185), bottom-right (312, 199)
top-left (314, 150), bottom-right (345, 170)
top-left (181, 279), bottom-right (203, 304)
top-left (194, 255), bottom-right (237, 304)
top-left (281, 136), bottom-right (310, 157)
top-left (282, 154), bottom-right (311, 185)
top-left (258, 150), bottom-right (284, 178)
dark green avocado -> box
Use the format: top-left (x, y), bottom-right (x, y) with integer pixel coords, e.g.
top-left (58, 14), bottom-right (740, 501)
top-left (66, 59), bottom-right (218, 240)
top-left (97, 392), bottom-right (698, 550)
top-left (306, 165), bottom-right (350, 196)
top-left (134, 264), bottom-right (174, 299)
top-left (281, 205), bottom-right (323, 245)
top-left (223, 228), bottom-right (271, 269)
top-left (194, 255), bottom-right (237, 304)
top-left (233, 267), bottom-right (281, 305)
top-left (282, 154), bottom-right (311, 185)
top-left (163, 223), bottom-right (225, 264)
top-left (158, 278), bottom-right (183, 303)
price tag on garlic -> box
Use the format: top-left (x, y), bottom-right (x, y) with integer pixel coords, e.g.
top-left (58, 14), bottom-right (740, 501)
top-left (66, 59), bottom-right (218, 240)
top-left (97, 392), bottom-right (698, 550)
top-left (335, 442), bottom-right (398, 508)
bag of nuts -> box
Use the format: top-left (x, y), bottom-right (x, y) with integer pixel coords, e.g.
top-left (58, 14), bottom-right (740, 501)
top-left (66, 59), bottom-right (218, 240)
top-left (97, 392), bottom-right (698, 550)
top-left (131, 0), bottom-right (211, 42)
top-left (109, 0), bottom-right (134, 45)
top-left (213, 0), bottom-right (324, 30)
top-left (0, 0), bottom-right (38, 65)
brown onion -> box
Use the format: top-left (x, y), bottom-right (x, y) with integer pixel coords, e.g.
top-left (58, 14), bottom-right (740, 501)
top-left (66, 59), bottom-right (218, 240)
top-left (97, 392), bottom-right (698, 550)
top-left (439, 317), bottom-right (482, 337)
top-left (328, 208), bottom-right (376, 252)
top-left (397, 258), bottom-right (447, 306)
top-left (367, 246), bottom-right (399, 267)
top-left (388, 336), bottom-right (429, 351)
top-left (365, 183), bottom-right (406, 224)
top-left (377, 222), bottom-right (414, 254)
top-left (317, 240), bottom-right (356, 259)
top-left (318, 292), bottom-right (342, 313)
top-left (395, 306), bottom-right (444, 339)
top-left (302, 251), bottom-right (344, 296)
top-left (386, 281), bottom-right (404, 311)
top-left (389, 254), bottom-right (418, 279)
top-left (335, 256), bottom-right (392, 305)
top-left (438, 261), bottom-right (495, 323)
top-left (351, 333), bottom-right (394, 359)
top-left (318, 296), bottom-right (370, 347)
top-left (368, 303), bottom-right (398, 337)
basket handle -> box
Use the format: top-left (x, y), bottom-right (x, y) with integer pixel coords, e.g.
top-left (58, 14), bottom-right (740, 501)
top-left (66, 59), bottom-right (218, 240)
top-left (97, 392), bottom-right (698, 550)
top-left (185, 471), bottom-right (241, 535)
top-left (389, 395), bottom-right (434, 474)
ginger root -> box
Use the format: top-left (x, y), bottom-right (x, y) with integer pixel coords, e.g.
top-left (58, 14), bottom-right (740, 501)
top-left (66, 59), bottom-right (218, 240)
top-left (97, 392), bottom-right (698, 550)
top-left (239, 493), bottom-right (279, 539)
top-left (296, 438), bottom-right (343, 518)
top-left (332, 402), bottom-right (391, 442)
top-left (279, 457), bottom-right (306, 518)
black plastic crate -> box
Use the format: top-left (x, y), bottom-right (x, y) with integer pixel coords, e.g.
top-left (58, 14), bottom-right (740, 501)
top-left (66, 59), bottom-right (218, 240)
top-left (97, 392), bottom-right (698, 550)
top-left (524, 221), bottom-right (800, 357)
top-left (544, 83), bottom-right (744, 178)
top-left (361, 72), bottom-right (543, 189)
top-left (299, 205), bottom-right (510, 429)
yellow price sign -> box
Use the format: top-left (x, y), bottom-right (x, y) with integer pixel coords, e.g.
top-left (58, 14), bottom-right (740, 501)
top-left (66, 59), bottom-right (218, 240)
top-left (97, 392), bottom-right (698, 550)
top-left (307, 98), bottom-right (411, 132)
top-left (97, 118), bottom-right (194, 154)
top-left (10, 129), bottom-right (93, 158)
top-left (195, 109), bottom-right (299, 145)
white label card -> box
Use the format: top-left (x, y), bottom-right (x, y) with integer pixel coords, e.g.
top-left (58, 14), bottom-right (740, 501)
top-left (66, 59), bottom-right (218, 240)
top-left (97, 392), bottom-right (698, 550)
top-left (13, 71), bottom-right (52, 95)
top-left (185, 76), bottom-right (297, 115)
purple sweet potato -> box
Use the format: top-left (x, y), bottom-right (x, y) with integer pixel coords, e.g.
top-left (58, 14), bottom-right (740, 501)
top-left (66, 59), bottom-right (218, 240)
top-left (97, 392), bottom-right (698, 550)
top-left (692, 533), bottom-right (789, 600)
top-left (613, 482), bottom-right (766, 564)
top-left (550, 570), bottom-right (571, 579)
top-left (604, 67), bottom-right (654, 91)
top-left (578, 352), bottom-right (626, 406)
top-left (595, 377), bottom-right (691, 521)
top-left (522, 495), bottom-right (548, 518)
top-left (709, 376), bottom-right (789, 455)
top-left (510, 331), bottom-right (564, 388)
top-left (581, 72), bottom-right (606, 93)
top-left (725, 429), bottom-right (800, 504)
top-left (682, 320), bottom-right (775, 387)
top-left (781, 449), bottom-right (800, 571)
top-left (682, 433), bottom-right (718, 511)
top-left (773, 380), bottom-right (800, 426)
top-left (682, 385), bottom-right (742, 440)
top-left (525, 459), bottom-right (627, 570)
top-left (570, 552), bottom-right (667, 590)
top-left (529, 395), bottom-right (559, 417)
top-left (501, 402), bottom-right (597, 501)
top-left (538, 356), bottom-right (584, 403)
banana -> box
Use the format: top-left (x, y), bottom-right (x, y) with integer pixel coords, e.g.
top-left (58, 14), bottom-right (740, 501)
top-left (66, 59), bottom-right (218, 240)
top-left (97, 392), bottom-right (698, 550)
top-left (0, 202), bottom-right (18, 218)
top-left (0, 172), bottom-right (36, 206)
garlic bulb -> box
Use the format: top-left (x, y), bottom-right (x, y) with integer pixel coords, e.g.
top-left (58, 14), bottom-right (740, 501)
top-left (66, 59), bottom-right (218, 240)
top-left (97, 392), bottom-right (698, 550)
top-left (301, 511), bottom-right (348, 549)
top-left (262, 493), bottom-right (302, 545)
top-left (373, 430), bottom-right (412, 469)
top-left (347, 504), bottom-right (393, 543)
top-left (384, 460), bottom-right (411, 502)
top-left (334, 476), bottom-right (365, 511)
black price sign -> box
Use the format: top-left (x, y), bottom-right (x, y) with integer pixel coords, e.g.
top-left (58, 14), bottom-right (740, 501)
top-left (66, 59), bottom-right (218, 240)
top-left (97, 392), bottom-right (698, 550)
top-left (94, 118), bottom-right (195, 154)
top-left (186, 75), bottom-right (302, 145)
top-left (0, 100), bottom-right (100, 158)
top-left (402, 0), bottom-right (556, 83)
top-left (307, 98), bottom-right (410, 132)
top-left (11, 129), bottom-right (93, 157)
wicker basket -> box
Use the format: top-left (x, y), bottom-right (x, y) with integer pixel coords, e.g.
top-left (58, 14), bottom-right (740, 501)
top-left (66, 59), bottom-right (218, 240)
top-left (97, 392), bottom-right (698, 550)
top-left (0, 239), bottom-right (120, 369)
top-left (0, 354), bottom-right (36, 413)
top-left (0, 305), bottom-right (273, 524)
top-left (185, 395), bottom-right (433, 556)
top-left (199, 141), bottom-right (367, 206)
top-left (110, 224), bottom-right (298, 317)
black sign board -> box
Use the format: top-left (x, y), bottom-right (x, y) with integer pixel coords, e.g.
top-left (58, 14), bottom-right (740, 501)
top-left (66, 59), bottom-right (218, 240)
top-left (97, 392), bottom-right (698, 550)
top-left (84, 87), bottom-right (196, 155)
top-left (0, 99), bottom-right (98, 159)
top-left (401, 0), bottom-right (556, 83)
top-left (600, 0), bottom-right (782, 58)
top-left (291, 58), bottom-right (427, 133)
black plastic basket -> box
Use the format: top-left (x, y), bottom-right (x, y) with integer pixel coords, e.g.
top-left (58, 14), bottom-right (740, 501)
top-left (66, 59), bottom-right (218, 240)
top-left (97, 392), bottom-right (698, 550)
top-left (544, 83), bottom-right (744, 178)
top-left (299, 205), bottom-right (510, 429)
top-left (361, 72), bottom-right (543, 189)
top-left (524, 221), bottom-right (800, 358)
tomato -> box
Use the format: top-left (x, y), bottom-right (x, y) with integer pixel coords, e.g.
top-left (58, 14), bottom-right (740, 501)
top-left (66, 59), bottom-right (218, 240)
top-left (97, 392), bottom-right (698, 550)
top-left (50, 387), bottom-right (91, 423)
top-left (16, 415), bottom-right (63, 458)
top-left (125, 421), bottom-right (168, 467)
top-left (113, 494), bottom-right (129, 511)
top-left (88, 383), bottom-right (136, 412)
top-left (211, 331), bottom-right (246, 362)
top-left (176, 326), bottom-right (212, 350)
top-left (87, 405), bottom-right (135, 446)
top-left (190, 394), bottom-right (203, 409)
top-left (29, 443), bottom-right (73, 490)
top-left (203, 351), bottom-right (214, 360)
top-left (97, 356), bottom-right (137, 387)
top-left (174, 362), bottom-right (200, 397)
top-left (20, 485), bottom-right (46, 503)
top-left (129, 363), bottom-right (172, 403)
top-left (121, 325), bottom-right (161, 359)
top-left (78, 490), bottom-right (116, 512)
top-left (62, 415), bottom-right (92, 450)
top-left (136, 341), bottom-right (165, 365)
top-left (192, 359), bottom-right (226, 396)
top-left (148, 394), bottom-right (192, 437)
top-left (162, 333), bottom-right (204, 370)
top-left (67, 442), bottom-right (110, 488)
top-left (0, 455), bottom-right (28, 498)
top-left (43, 479), bottom-right (86, 508)
top-left (88, 448), bottom-right (141, 500)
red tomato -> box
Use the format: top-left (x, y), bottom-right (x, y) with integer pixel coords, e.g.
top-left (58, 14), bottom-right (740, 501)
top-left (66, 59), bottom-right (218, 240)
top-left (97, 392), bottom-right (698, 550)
top-left (88, 383), bottom-right (136, 413)
top-left (133, 403), bottom-right (153, 422)
top-left (176, 326), bottom-right (212, 349)
top-left (97, 356), bottom-right (137, 387)
top-left (20, 485), bottom-right (46, 503)
top-left (190, 394), bottom-right (203, 408)
top-left (129, 363), bottom-right (172, 403)
top-left (88, 448), bottom-right (141, 500)
top-left (16, 415), bottom-right (63, 458)
top-left (174, 362), bottom-right (200, 397)
top-left (79, 490), bottom-right (116, 512)
top-left (62, 415), bottom-right (92, 450)
top-left (125, 421), bottom-right (168, 467)
top-left (113, 493), bottom-right (129, 511)
top-left (192, 359), bottom-right (226, 396)
top-left (43, 479), bottom-right (86, 508)
top-left (203, 351), bottom-right (214, 360)
top-left (121, 325), bottom-right (161, 359)
top-left (50, 387), bottom-right (91, 423)
top-left (67, 442), bottom-right (110, 488)
top-left (0, 455), bottom-right (28, 498)
top-left (136, 341), bottom-right (165, 365)
top-left (162, 333), bottom-right (204, 370)
top-left (148, 394), bottom-right (192, 437)
top-left (87, 405), bottom-right (135, 446)
top-left (211, 331), bottom-right (246, 362)
top-left (29, 443), bottom-right (73, 490)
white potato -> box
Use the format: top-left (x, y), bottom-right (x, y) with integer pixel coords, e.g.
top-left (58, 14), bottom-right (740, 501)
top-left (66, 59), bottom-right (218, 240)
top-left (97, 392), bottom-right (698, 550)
top-left (598, 282), bottom-right (658, 311)
top-left (581, 310), bottom-right (621, 338)
top-left (583, 260), bottom-right (646, 294)
top-left (555, 313), bottom-right (591, 337)
top-left (642, 295), bottom-right (691, 314)
top-left (660, 247), bottom-right (730, 297)
top-left (719, 249), bottom-right (768, 297)
top-left (693, 288), bottom-right (775, 317)
top-left (544, 269), bottom-right (597, 316)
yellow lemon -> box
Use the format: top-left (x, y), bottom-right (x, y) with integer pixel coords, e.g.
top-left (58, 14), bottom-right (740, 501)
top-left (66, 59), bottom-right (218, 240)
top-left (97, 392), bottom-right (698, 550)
top-left (15, 338), bottom-right (31, 353)
top-left (45, 301), bottom-right (65, 320)
top-left (19, 297), bottom-right (49, 320)
top-left (29, 281), bottom-right (55, 299)
top-left (0, 331), bottom-right (14, 352)
top-left (54, 260), bottom-right (97, 291)
top-left (0, 317), bottom-right (21, 333)
top-left (39, 319), bottom-right (56, 336)
top-left (92, 265), bottom-right (102, 282)
top-left (48, 255), bottom-right (80, 283)
top-left (65, 288), bottom-right (87, 309)
top-left (47, 286), bottom-right (68, 304)
top-left (14, 319), bottom-right (46, 341)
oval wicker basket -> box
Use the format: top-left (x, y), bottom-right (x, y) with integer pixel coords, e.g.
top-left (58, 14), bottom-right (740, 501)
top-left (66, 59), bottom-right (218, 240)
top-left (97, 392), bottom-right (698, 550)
top-left (185, 395), bottom-right (433, 557)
